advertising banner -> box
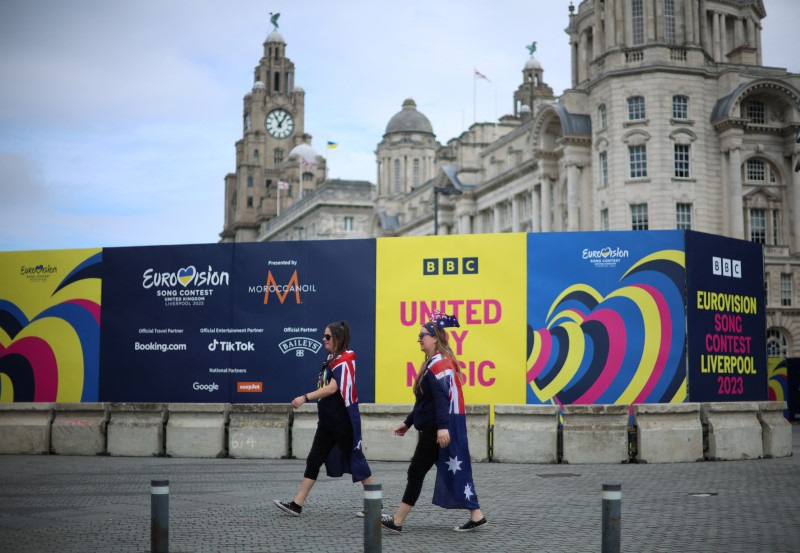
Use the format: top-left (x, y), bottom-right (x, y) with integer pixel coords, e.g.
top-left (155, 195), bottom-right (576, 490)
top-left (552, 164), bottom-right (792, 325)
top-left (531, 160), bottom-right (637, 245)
top-left (99, 240), bottom-right (376, 403)
top-left (230, 240), bottom-right (376, 403)
top-left (527, 231), bottom-right (687, 406)
top-left (0, 249), bottom-right (102, 402)
top-left (685, 231), bottom-right (767, 401)
top-left (375, 234), bottom-right (527, 406)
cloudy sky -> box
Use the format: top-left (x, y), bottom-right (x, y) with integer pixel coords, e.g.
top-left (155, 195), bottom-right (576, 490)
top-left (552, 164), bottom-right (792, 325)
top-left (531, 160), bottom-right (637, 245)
top-left (1, 0), bottom-right (797, 252)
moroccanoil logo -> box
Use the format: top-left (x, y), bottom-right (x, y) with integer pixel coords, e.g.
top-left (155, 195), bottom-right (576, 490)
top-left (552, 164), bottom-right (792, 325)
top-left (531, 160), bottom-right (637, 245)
top-left (247, 270), bottom-right (318, 304)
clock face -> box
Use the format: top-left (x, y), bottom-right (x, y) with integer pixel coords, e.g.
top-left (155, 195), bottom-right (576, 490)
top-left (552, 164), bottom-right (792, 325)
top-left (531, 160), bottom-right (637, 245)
top-left (265, 108), bottom-right (294, 139)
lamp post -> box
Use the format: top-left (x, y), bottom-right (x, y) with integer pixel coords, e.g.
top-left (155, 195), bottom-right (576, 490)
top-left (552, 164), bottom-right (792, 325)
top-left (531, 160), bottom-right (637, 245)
top-left (433, 186), bottom-right (463, 235)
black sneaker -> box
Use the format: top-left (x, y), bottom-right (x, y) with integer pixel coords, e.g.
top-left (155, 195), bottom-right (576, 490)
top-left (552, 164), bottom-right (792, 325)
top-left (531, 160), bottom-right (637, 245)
top-left (454, 517), bottom-right (487, 532)
top-left (380, 514), bottom-right (402, 533)
top-left (273, 499), bottom-right (302, 517)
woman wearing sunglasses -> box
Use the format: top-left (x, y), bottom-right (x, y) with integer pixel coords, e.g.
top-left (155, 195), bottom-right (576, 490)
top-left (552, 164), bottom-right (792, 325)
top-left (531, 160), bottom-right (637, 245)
top-left (381, 311), bottom-right (487, 533)
top-left (274, 320), bottom-right (374, 517)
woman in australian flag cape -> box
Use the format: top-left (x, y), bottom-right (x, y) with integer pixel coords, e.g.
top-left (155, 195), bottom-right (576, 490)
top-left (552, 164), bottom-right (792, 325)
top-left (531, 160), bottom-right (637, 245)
top-left (274, 320), bottom-right (373, 517)
top-left (381, 311), bottom-right (488, 533)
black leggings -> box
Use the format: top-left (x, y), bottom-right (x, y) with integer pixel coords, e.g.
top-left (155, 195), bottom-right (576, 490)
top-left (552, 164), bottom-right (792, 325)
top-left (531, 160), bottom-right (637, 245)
top-left (303, 423), bottom-right (353, 480)
top-left (401, 425), bottom-right (439, 506)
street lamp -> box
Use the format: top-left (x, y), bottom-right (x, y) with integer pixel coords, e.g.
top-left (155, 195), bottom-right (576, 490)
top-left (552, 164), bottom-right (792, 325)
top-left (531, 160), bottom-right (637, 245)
top-left (433, 186), bottom-right (463, 235)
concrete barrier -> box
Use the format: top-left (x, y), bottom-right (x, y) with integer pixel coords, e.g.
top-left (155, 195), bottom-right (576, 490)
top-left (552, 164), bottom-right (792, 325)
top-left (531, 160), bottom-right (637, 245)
top-left (701, 402), bottom-right (762, 460)
top-left (465, 404), bottom-right (490, 462)
top-left (291, 403), bottom-right (318, 459)
top-left (632, 403), bottom-right (703, 463)
top-left (757, 401), bottom-right (792, 458)
top-left (107, 403), bottom-right (167, 457)
top-left (51, 403), bottom-right (109, 456)
top-left (0, 402), bottom-right (53, 455)
top-left (166, 403), bottom-right (230, 458)
top-left (492, 404), bottom-right (559, 463)
top-left (228, 403), bottom-right (291, 459)
top-left (359, 404), bottom-right (416, 461)
top-left (562, 404), bottom-right (629, 464)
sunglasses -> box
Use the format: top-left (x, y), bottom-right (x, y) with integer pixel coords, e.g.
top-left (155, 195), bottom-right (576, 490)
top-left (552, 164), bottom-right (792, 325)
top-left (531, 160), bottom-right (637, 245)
top-left (418, 332), bottom-right (433, 339)
top-left (322, 334), bottom-right (332, 341)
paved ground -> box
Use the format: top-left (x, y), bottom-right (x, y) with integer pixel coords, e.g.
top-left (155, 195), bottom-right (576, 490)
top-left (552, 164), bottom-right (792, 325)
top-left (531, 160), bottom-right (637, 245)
top-left (0, 425), bottom-right (798, 553)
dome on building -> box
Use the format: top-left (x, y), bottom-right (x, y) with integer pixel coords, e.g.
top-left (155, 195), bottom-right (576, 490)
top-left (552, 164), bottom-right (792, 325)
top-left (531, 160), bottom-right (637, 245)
top-left (253, 81), bottom-right (266, 90)
top-left (384, 98), bottom-right (434, 136)
top-left (524, 56), bottom-right (542, 71)
top-left (289, 143), bottom-right (318, 166)
top-left (266, 30), bottom-right (285, 43)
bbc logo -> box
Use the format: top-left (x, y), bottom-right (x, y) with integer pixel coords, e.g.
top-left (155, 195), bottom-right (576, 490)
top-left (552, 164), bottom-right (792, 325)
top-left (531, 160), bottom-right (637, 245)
top-left (712, 257), bottom-right (741, 279)
top-left (423, 257), bottom-right (479, 275)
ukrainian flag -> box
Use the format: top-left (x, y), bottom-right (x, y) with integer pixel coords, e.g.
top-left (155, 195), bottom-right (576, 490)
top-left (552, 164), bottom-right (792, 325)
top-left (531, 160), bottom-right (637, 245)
top-left (327, 141), bottom-right (338, 149)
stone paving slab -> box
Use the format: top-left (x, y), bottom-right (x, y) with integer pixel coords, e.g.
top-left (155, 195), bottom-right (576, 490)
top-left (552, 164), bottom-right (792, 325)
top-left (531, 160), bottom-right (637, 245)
top-left (0, 426), bottom-right (797, 552)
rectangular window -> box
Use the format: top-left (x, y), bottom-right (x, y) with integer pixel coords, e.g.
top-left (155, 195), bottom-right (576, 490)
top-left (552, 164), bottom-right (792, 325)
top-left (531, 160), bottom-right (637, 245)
top-left (672, 95), bottom-right (688, 119)
top-left (665, 0), bottom-right (676, 44)
top-left (674, 144), bottom-right (690, 178)
top-left (746, 101), bottom-right (765, 124)
top-left (600, 208), bottom-right (609, 231)
top-left (772, 210), bottom-right (779, 245)
top-left (393, 159), bottom-right (401, 193)
top-left (629, 145), bottom-right (647, 178)
top-left (632, 0), bottom-right (644, 45)
top-left (412, 159), bottom-right (420, 188)
top-left (627, 96), bottom-right (646, 120)
top-left (343, 216), bottom-right (354, 231)
top-left (746, 159), bottom-right (765, 182)
top-left (246, 196), bottom-right (253, 208)
top-left (676, 203), bottom-right (692, 230)
top-left (631, 203), bottom-right (649, 230)
top-left (781, 273), bottom-right (793, 307)
top-left (599, 152), bottom-right (608, 188)
top-left (749, 208), bottom-right (766, 243)
top-left (274, 148), bottom-right (284, 169)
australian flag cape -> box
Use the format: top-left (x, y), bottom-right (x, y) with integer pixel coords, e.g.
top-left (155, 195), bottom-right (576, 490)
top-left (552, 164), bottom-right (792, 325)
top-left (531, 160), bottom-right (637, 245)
top-left (429, 354), bottom-right (481, 510)
top-left (321, 350), bottom-right (372, 483)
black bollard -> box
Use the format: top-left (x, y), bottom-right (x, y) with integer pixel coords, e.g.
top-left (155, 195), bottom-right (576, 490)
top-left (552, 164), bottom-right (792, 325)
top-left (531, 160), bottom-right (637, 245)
top-left (601, 483), bottom-right (621, 553)
top-left (151, 479), bottom-right (169, 553)
top-left (363, 483), bottom-right (382, 553)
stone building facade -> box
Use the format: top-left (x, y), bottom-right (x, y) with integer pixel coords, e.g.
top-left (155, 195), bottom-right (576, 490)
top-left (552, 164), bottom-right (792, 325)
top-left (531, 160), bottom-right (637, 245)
top-left (221, 1), bottom-right (800, 356)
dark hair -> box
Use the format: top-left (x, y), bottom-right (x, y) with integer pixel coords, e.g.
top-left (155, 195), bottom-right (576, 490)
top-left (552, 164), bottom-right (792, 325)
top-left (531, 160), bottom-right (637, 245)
top-left (412, 324), bottom-right (459, 395)
top-left (326, 320), bottom-right (351, 358)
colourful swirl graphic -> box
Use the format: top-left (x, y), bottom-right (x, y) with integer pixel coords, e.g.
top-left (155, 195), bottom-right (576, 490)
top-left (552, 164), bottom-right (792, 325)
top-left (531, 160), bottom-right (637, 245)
top-left (0, 251), bottom-right (101, 402)
top-left (527, 250), bottom-right (687, 405)
top-left (767, 358), bottom-right (788, 419)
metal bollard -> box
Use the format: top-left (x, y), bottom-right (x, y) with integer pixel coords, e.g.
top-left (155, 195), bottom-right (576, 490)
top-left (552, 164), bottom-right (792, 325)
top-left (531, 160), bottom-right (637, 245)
top-left (601, 483), bottom-right (621, 553)
top-left (363, 483), bottom-right (382, 553)
top-left (151, 479), bottom-right (169, 553)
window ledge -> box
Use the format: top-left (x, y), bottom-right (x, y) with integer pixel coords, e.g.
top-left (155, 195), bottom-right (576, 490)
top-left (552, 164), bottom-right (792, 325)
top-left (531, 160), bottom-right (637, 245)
top-left (670, 118), bottom-right (695, 126)
top-left (624, 119), bottom-right (649, 127)
top-left (625, 178), bottom-right (651, 184)
top-left (671, 178), bottom-right (696, 183)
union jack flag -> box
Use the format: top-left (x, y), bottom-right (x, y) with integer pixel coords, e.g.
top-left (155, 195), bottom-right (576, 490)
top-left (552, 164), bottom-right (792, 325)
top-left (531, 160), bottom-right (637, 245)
top-left (322, 350), bottom-right (371, 482)
top-left (429, 354), bottom-right (480, 510)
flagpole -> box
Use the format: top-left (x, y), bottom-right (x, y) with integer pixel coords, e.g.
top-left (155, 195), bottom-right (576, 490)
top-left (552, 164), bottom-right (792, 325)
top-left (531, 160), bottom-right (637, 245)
top-left (472, 69), bottom-right (477, 125)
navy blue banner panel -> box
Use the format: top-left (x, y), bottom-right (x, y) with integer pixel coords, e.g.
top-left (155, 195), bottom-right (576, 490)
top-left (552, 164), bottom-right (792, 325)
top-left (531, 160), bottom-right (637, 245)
top-left (685, 231), bottom-right (767, 402)
top-left (99, 240), bottom-right (376, 403)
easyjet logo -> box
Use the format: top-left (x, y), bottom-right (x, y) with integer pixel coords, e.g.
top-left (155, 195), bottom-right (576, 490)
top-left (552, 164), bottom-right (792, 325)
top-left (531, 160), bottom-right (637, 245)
top-left (237, 382), bottom-right (263, 393)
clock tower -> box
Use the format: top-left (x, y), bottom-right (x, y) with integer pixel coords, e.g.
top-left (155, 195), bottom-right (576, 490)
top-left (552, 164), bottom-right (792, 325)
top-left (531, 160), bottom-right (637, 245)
top-left (221, 19), bottom-right (325, 242)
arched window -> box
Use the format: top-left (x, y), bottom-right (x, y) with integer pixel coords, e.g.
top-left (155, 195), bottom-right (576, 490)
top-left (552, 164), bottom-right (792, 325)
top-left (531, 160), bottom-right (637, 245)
top-left (247, 176), bottom-right (253, 188)
top-left (766, 328), bottom-right (788, 357)
top-left (598, 104), bottom-right (607, 129)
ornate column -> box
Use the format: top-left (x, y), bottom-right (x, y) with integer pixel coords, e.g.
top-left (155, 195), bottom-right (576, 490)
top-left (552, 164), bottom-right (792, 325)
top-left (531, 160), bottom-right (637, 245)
top-left (684, 0), bottom-right (695, 44)
top-left (720, 13), bottom-right (728, 61)
top-left (531, 186), bottom-right (541, 232)
top-left (579, 32), bottom-right (589, 83)
top-left (567, 163), bottom-right (580, 231)
top-left (728, 145), bottom-right (744, 239)
top-left (606, 0), bottom-right (616, 49)
top-left (793, 158), bottom-right (800, 255)
top-left (712, 12), bottom-right (721, 62)
top-left (746, 18), bottom-right (755, 47)
top-left (594, 2), bottom-right (604, 57)
top-left (511, 195), bottom-right (520, 232)
top-left (541, 177), bottom-right (552, 232)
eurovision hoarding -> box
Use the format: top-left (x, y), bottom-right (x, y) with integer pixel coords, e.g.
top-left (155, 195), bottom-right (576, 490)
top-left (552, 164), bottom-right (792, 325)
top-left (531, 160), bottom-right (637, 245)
top-left (0, 231), bottom-right (769, 405)
top-left (526, 231), bottom-right (688, 407)
top-left (0, 249), bottom-right (102, 402)
top-left (685, 231), bottom-right (767, 401)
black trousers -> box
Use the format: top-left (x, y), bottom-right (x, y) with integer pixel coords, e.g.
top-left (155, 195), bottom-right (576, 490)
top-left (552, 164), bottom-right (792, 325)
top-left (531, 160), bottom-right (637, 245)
top-left (303, 422), bottom-right (353, 480)
top-left (401, 425), bottom-right (439, 506)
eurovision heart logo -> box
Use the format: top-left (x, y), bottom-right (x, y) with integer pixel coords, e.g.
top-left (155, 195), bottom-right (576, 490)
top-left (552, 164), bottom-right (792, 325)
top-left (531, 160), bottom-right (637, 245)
top-left (527, 250), bottom-right (686, 406)
top-left (177, 266), bottom-right (196, 287)
top-left (601, 246), bottom-right (612, 258)
top-left (0, 252), bottom-right (101, 402)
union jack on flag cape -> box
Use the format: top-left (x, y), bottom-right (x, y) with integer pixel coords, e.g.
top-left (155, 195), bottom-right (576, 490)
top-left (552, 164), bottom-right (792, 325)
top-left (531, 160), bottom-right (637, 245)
top-left (321, 350), bottom-right (372, 482)
top-left (429, 354), bottom-right (480, 510)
